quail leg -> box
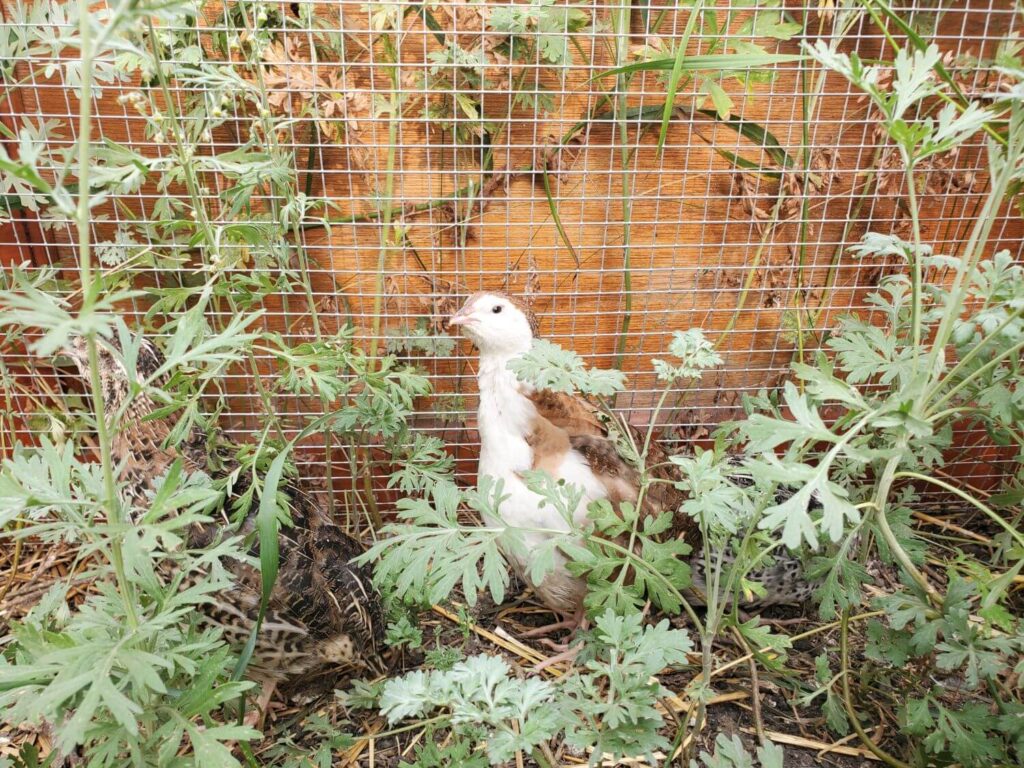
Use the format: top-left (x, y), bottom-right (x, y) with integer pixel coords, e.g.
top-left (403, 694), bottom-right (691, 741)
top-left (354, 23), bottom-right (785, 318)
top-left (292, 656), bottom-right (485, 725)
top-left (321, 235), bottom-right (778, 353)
top-left (528, 609), bottom-right (588, 672)
top-left (519, 615), bottom-right (579, 638)
top-left (243, 680), bottom-right (278, 731)
top-left (520, 604), bottom-right (586, 638)
top-left (533, 642), bottom-right (582, 672)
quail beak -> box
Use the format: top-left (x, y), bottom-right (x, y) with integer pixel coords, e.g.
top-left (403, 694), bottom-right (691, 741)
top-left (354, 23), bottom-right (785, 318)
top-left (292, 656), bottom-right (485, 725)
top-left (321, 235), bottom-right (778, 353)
top-left (49, 352), bottom-right (85, 382)
top-left (52, 336), bottom-right (89, 372)
top-left (447, 307), bottom-right (476, 328)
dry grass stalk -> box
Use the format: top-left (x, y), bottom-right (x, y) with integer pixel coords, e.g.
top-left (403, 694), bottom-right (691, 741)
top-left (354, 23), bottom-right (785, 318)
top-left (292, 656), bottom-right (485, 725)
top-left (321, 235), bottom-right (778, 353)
top-left (740, 727), bottom-right (882, 761)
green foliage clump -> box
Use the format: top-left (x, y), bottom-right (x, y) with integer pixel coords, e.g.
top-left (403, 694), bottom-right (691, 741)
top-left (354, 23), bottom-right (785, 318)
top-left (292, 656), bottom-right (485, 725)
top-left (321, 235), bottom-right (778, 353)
top-left (378, 611), bottom-right (693, 766)
top-left (362, 478), bottom-right (516, 609)
top-left (508, 338), bottom-right (627, 397)
top-left (0, 448), bottom-right (259, 764)
top-left (381, 654), bottom-right (560, 763)
top-left (420, 0), bottom-right (591, 142)
top-left (561, 612), bottom-right (693, 759)
top-left (693, 734), bottom-right (784, 768)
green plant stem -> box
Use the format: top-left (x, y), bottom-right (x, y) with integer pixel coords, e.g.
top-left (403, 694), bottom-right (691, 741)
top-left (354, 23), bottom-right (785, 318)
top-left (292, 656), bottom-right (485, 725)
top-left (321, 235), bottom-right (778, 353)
top-left (794, 2), bottom-right (847, 371)
top-left (236, 1), bottom-right (339, 512)
top-left (288, 219), bottom-right (338, 509)
top-left (839, 608), bottom-right (912, 768)
top-left (268, 102), bottom-right (338, 512)
top-left (928, 337), bottom-right (1024, 414)
top-left (369, 27), bottom-right (403, 363)
top-left (640, 386), bottom-right (674, 466)
top-left (0, 520), bottom-right (23, 602)
top-left (530, 747), bottom-right (554, 768)
top-left (861, 1), bottom-right (902, 65)
top-left (76, 0), bottom-right (138, 629)
top-left (924, 110), bottom-right (1021, 381)
top-left (924, 307), bottom-right (1024, 406)
top-left (144, 22), bottom-right (284, 445)
top-left (790, 0), bottom-right (856, 370)
top-left (929, 406), bottom-right (1024, 449)
top-left (713, 181), bottom-right (789, 349)
top-left (731, 627), bottom-right (765, 743)
top-left (723, 538), bottom-right (787, 605)
top-left (301, 179), bottom-right (485, 227)
top-left (237, 4), bottom-right (282, 226)
top-left (479, 66), bottom-right (532, 173)
top-left (795, 58), bottom-right (811, 372)
top-left (873, 453), bottom-right (941, 605)
top-left (802, 148), bottom-right (883, 335)
top-left (612, 0), bottom-right (633, 370)
top-left (613, 383), bottom-right (675, 605)
top-left (0, 352), bottom-right (20, 455)
top-left (894, 471), bottom-right (1024, 550)
top-left (710, 610), bottom-right (884, 680)
top-left (901, 154), bottom-right (923, 352)
top-left (594, 532), bottom-right (699, 631)
top-left (236, 10), bottom-right (315, 331)
top-left (626, 386), bottom-right (672, 520)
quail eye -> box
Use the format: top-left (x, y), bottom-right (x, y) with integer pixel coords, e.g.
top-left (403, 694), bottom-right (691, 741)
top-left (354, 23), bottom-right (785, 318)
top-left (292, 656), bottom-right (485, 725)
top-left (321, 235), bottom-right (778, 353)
top-left (492, 305), bottom-right (503, 314)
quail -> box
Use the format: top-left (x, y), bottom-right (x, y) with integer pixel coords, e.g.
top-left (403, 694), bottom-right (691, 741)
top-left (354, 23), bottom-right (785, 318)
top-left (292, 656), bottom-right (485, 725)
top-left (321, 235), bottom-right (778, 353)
top-left (448, 293), bottom-right (815, 652)
top-left (61, 333), bottom-right (387, 720)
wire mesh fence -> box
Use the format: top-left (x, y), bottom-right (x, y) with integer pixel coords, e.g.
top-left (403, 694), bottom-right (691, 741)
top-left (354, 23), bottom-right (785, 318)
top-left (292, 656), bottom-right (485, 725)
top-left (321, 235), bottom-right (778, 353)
top-left (1, 0), bottom-right (1021, 501)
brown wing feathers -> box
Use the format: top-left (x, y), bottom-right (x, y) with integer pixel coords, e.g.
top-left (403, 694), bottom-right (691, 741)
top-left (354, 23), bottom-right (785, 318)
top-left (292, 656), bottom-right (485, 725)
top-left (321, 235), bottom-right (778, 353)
top-left (525, 387), bottom-right (700, 548)
top-left (524, 411), bottom-right (573, 475)
top-left (527, 388), bottom-right (605, 437)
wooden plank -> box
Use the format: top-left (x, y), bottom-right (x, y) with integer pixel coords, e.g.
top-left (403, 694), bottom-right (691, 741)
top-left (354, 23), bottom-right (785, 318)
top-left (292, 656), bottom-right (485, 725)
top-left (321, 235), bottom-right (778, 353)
top-left (1, 0), bottom-right (1021, 488)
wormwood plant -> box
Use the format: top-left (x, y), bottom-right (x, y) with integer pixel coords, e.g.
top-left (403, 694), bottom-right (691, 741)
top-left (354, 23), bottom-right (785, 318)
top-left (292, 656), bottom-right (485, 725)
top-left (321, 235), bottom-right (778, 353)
top-left (375, 612), bottom-right (694, 767)
top-left (0, 435), bottom-right (262, 762)
top-left (703, 41), bottom-right (1024, 767)
top-left (0, 269), bottom-right (448, 768)
top-left (0, 273), bottom-right (264, 763)
top-left (0, 280), bottom-right (442, 764)
top-left (0, 0), bottom-right (445, 764)
top-left (364, 332), bottom-right (744, 763)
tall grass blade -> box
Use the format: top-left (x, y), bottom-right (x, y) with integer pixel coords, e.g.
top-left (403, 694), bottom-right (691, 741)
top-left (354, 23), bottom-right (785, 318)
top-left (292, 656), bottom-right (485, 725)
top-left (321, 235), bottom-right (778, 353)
top-left (231, 450), bottom-right (285, 680)
top-left (658, 0), bottom-right (705, 152)
top-left (595, 52), bottom-right (803, 80)
top-left (541, 167), bottom-right (581, 271)
top-left (592, 103), bottom-right (795, 169)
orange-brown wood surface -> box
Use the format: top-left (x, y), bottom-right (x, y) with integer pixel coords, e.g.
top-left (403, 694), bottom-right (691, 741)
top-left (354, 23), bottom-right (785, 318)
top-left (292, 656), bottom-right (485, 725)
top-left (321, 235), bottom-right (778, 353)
top-left (2, 1), bottom-right (1021, 489)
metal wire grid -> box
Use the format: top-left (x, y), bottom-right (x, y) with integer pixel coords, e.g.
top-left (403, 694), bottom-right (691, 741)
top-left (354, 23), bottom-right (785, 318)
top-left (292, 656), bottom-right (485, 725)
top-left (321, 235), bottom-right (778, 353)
top-left (1, 1), bottom-right (1021, 497)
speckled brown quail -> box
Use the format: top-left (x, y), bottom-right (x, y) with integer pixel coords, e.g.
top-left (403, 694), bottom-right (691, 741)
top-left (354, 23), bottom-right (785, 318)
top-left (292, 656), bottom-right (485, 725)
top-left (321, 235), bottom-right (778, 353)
top-left (61, 334), bottom-right (387, 713)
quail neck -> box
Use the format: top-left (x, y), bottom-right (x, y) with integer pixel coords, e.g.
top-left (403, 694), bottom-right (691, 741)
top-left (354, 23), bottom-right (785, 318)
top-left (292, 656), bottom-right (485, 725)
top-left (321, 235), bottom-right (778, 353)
top-left (450, 293), bottom-right (540, 481)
